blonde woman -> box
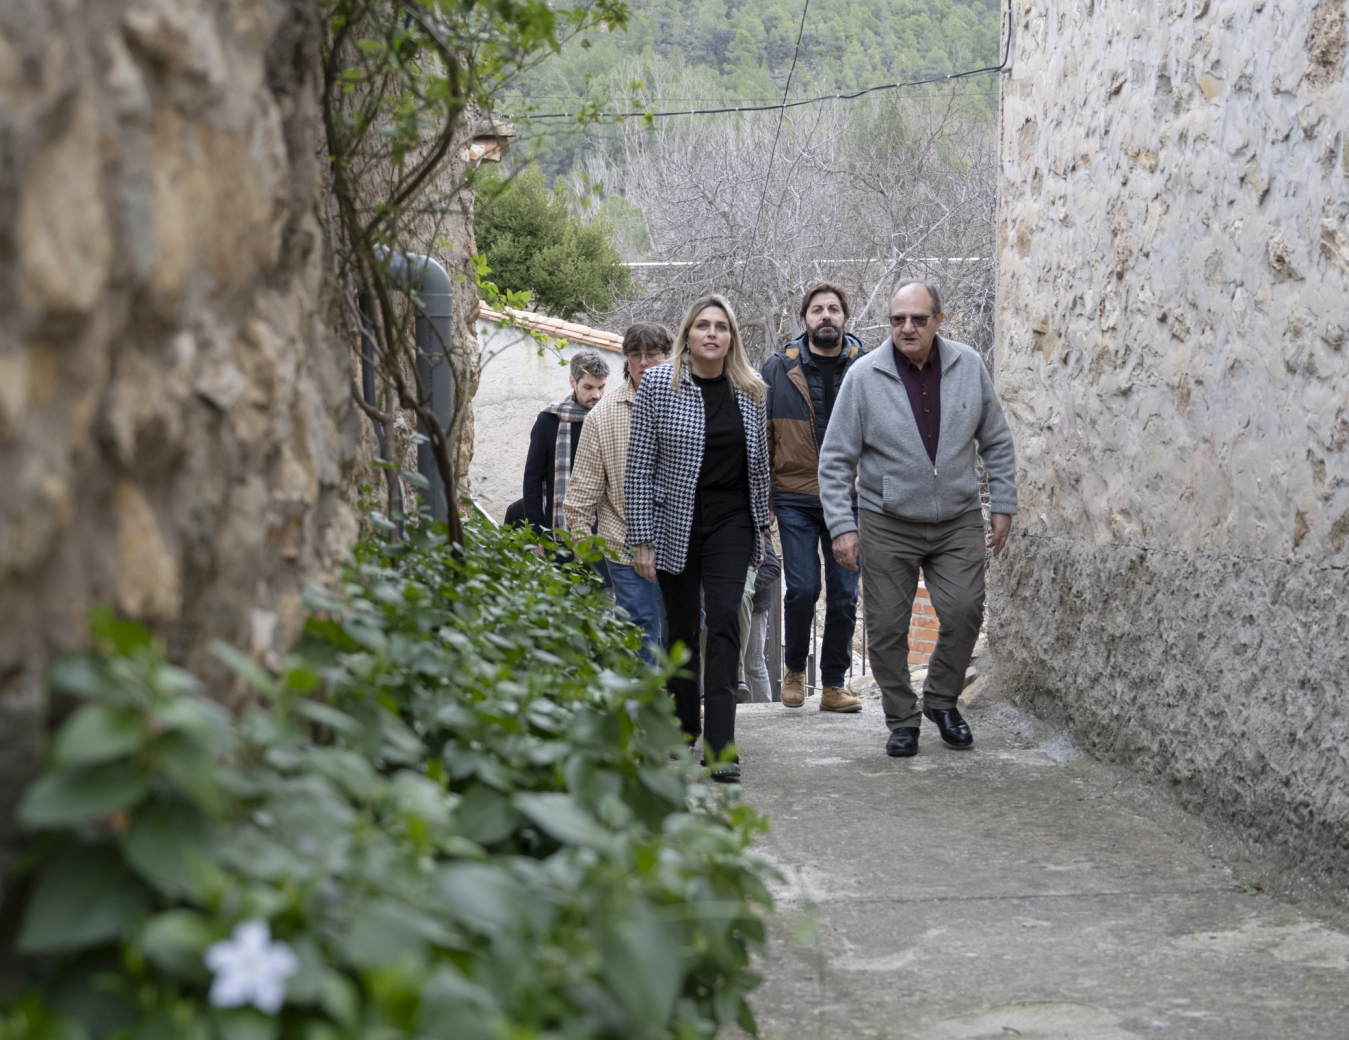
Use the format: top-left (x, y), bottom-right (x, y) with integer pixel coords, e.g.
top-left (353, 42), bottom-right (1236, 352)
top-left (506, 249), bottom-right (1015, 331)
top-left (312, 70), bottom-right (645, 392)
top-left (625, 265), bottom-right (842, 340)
top-left (625, 296), bottom-right (771, 781)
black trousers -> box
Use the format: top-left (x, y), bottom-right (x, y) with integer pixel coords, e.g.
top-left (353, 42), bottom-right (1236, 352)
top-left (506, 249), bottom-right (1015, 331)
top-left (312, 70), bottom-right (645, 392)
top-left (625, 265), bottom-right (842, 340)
top-left (658, 500), bottom-right (754, 761)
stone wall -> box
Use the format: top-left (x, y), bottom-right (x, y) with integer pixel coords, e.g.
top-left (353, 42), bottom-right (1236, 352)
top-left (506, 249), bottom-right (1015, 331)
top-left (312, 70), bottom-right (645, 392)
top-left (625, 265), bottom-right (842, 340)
top-left (992, 0), bottom-right (1349, 886)
top-left (0, 0), bottom-right (363, 879)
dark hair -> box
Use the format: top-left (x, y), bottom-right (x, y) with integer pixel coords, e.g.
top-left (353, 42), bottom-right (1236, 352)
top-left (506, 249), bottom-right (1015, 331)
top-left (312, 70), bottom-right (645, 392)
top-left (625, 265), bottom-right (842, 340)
top-left (569, 349), bottom-right (610, 382)
top-left (620, 323), bottom-right (673, 382)
top-left (891, 279), bottom-right (943, 316)
top-left (799, 283), bottom-right (851, 320)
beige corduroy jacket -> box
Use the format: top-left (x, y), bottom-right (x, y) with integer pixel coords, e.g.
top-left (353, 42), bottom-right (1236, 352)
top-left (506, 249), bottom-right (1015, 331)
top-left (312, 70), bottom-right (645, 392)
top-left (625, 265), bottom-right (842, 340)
top-left (563, 378), bottom-right (636, 564)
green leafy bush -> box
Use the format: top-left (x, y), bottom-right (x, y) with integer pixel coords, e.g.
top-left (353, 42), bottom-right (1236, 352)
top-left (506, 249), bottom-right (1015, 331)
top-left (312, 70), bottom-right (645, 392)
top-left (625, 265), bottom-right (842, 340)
top-left (2, 518), bottom-right (771, 1040)
top-left (473, 164), bottom-right (631, 319)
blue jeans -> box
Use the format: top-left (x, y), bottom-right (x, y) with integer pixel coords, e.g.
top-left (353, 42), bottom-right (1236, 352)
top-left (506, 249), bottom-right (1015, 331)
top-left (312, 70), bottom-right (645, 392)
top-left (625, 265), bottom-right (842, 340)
top-left (610, 562), bottom-right (667, 665)
top-left (777, 502), bottom-right (859, 688)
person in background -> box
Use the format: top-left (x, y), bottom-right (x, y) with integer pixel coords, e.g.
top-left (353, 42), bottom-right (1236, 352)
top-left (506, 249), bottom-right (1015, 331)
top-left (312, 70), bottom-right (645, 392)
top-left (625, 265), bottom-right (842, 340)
top-left (522, 349), bottom-right (609, 549)
top-left (819, 280), bottom-right (1017, 758)
top-left (740, 541), bottom-right (781, 703)
top-left (626, 296), bottom-right (771, 782)
top-left (760, 283), bottom-right (868, 712)
top-left (564, 325), bottom-right (673, 662)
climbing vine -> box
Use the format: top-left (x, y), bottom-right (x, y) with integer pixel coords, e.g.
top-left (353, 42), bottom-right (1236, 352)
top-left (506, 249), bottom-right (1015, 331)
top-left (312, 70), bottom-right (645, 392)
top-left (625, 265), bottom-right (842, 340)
top-left (318, 0), bottom-right (628, 546)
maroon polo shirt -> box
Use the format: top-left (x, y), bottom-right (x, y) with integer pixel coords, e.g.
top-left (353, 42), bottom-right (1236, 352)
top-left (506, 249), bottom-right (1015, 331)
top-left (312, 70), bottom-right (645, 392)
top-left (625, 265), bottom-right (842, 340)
top-left (893, 340), bottom-right (941, 463)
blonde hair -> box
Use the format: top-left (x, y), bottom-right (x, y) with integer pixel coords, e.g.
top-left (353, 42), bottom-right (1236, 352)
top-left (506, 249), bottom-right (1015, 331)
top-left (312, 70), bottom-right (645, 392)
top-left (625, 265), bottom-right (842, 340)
top-left (670, 295), bottom-right (766, 401)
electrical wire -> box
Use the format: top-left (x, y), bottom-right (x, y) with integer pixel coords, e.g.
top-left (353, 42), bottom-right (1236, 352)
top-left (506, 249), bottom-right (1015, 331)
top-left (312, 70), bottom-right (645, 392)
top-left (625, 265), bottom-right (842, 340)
top-left (750, 0), bottom-right (811, 242)
top-left (514, 0), bottom-right (1011, 122)
top-left (513, 90), bottom-right (998, 140)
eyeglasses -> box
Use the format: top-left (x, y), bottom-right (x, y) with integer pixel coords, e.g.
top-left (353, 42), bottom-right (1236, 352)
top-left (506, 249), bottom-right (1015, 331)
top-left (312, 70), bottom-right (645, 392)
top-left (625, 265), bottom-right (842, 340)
top-left (889, 313), bottom-right (931, 328)
top-left (626, 351), bottom-right (670, 362)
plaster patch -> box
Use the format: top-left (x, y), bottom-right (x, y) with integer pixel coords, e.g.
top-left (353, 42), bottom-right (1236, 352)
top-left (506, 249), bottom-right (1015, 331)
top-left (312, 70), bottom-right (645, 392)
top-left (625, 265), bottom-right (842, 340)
top-left (833, 949), bottom-right (919, 972)
top-left (917, 1001), bottom-right (1135, 1040)
top-left (1172, 921), bottom-right (1349, 969)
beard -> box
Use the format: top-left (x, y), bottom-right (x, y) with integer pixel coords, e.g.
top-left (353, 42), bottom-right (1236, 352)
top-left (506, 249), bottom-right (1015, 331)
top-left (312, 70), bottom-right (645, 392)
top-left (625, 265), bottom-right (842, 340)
top-left (809, 324), bottom-right (841, 349)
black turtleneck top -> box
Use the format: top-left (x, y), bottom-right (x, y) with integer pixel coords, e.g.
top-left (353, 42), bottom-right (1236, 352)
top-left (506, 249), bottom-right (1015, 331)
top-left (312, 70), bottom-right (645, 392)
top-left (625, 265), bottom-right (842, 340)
top-left (692, 372), bottom-right (749, 525)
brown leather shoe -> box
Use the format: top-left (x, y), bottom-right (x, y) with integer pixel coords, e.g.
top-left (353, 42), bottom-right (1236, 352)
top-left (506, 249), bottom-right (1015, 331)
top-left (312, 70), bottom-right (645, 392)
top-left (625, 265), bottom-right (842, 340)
top-left (781, 669), bottom-right (806, 707)
top-left (820, 685), bottom-right (862, 713)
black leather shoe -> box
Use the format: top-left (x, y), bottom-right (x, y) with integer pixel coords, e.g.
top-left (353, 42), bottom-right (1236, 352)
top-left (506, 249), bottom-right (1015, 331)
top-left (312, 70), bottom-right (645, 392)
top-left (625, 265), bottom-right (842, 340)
top-left (923, 706), bottom-right (973, 749)
top-left (885, 727), bottom-right (919, 757)
top-left (705, 761), bottom-right (741, 783)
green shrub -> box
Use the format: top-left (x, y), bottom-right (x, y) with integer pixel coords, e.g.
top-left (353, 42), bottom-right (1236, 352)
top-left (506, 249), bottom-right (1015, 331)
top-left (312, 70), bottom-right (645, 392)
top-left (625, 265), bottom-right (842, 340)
top-left (1, 518), bottom-right (771, 1040)
top-left (474, 164), bottom-right (631, 319)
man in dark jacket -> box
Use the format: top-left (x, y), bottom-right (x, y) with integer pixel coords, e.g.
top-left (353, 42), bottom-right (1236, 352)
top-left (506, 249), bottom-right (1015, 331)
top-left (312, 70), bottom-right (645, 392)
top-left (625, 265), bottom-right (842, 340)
top-left (761, 284), bottom-right (867, 712)
top-left (522, 349), bottom-right (609, 539)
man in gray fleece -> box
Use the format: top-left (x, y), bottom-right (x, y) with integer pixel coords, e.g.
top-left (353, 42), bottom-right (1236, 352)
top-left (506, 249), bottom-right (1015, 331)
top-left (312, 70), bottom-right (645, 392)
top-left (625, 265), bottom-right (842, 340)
top-left (819, 280), bottom-right (1017, 757)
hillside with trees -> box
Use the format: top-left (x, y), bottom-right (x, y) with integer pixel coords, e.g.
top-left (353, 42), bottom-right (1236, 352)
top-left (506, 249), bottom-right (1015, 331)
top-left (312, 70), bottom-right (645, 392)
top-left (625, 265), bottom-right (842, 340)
top-left (508, 0), bottom-right (1004, 176)
top-left (474, 0), bottom-right (1003, 352)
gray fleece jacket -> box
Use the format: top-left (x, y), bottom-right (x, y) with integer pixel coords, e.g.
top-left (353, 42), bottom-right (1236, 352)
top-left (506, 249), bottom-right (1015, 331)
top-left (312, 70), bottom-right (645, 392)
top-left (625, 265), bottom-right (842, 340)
top-left (818, 335), bottom-right (1018, 538)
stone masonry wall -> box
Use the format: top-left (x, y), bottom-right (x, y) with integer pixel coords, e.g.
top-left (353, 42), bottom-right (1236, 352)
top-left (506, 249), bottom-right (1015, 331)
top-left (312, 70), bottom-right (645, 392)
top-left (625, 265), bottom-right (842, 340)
top-left (0, 0), bottom-right (362, 882)
top-left (992, 0), bottom-right (1349, 886)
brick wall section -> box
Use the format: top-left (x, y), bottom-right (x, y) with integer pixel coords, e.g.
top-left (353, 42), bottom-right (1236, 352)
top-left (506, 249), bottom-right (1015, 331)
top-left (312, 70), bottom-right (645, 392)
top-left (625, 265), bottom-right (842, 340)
top-left (908, 586), bottom-right (938, 666)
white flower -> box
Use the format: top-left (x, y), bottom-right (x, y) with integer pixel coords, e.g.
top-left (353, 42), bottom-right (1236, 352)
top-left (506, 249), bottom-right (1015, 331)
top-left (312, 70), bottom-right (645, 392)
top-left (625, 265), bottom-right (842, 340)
top-left (204, 919), bottom-right (299, 1015)
top-left (624, 698), bottom-right (640, 721)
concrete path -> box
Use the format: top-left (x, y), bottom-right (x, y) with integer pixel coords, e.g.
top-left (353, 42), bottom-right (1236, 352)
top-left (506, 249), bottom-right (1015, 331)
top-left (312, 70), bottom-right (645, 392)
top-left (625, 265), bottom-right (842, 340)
top-left (727, 686), bottom-right (1349, 1040)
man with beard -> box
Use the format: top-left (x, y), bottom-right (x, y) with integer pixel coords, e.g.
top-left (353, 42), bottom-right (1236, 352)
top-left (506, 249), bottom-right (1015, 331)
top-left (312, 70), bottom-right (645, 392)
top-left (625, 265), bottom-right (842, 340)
top-left (760, 284), bottom-right (867, 712)
top-left (522, 349), bottom-right (609, 550)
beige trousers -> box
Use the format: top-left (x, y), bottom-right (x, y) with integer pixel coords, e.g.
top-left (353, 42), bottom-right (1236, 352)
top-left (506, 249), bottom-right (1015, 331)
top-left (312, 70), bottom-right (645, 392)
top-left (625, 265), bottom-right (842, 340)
top-left (859, 508), bottom-right (985, 730)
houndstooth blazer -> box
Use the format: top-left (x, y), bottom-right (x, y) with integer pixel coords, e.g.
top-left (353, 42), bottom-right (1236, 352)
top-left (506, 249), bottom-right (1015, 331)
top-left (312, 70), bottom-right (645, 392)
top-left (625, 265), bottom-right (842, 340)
top-left (625, 362), bottom-right (772, 574)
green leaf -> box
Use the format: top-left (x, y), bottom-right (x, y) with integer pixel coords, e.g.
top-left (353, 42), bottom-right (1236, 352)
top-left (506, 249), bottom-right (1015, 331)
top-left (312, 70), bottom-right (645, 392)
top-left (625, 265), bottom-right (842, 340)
top-left (156, 733), bottom-right (224, 815)
top-left (454, 784), bottom-right (519, 846)
top-left (18, 760), bottom-right (152, 828)
top-left (89, 606), bottom-right (153, 654)
top-left (47, 654), bottom-right (126, 701)
top-left (301, 581), bottom-right (347, 614)
top-left (122, 801), bottom-right (214, 896)
top-left (18, 843), bottom-right (148, 953)
top-left (601, 903), bottom-right (683, 1028)
top-left (638, 765), bottom-right (686, 806)
top-left (138, 909), bottom-right (216, 981)
top-left (378, 709), bottom-right (425, 764)
top-left (437, 863), bottom-right (531, 933)
top-left (209, 1008), bottom-right (279, 1040)
top-left (319, 971), bottom-right (359, 1029)
top-left (50, 704), bottom-right (147, 767)
top-left (390, 770), bottom-right (452, 830)
top-left (151, 696), bottom-right (225, 742)
top-left (416, 967), bottom-right (496, 1039)
top-left (0, 995), bottom-right (90, 1040)
top-left (736, 994), bottom-right (759, 1034)
top-left (341, 616), bottom-right (388, 653)
top-left (342, 900), bottom-right (429, 968)
top-left (515, 792), bottom-right (614, 850)
top-left (281, 658), bottom-right (321, 693)
top-left (280, 933), bottom-right (327, 1005)
top-left (301, 748), bottom-right (377, 802)
top-left (294, 698), bottom-right (363, 737)
top-left (210, 641), bottom-right (278, 698)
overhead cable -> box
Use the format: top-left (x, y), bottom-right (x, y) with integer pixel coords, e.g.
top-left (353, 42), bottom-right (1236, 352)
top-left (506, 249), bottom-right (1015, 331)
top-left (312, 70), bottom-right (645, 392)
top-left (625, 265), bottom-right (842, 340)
top-left (750, 0), bottom-right (811, 242)
top-left (515, 0), bottom-right (1011, 123)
